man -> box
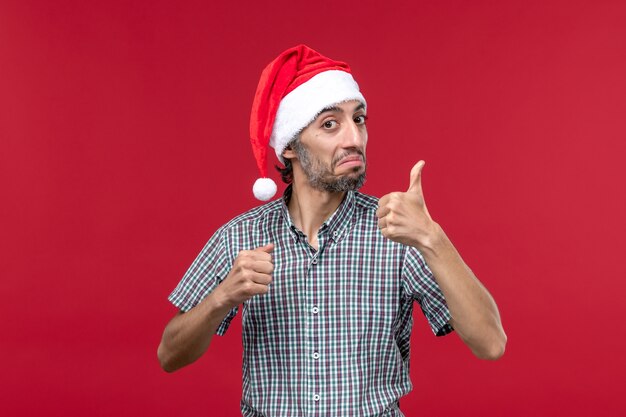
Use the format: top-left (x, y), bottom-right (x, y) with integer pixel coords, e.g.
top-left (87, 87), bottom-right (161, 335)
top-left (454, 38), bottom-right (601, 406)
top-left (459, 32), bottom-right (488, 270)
top-left (158, 45), bottom-right (506, 416)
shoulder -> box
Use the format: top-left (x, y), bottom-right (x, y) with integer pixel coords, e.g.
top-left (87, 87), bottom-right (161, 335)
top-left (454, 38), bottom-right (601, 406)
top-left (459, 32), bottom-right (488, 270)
top-left (348, 191), bottom-right (382, 233)
top-left (353, 191), bottom-right (379, 215)
top-left (220, 198), bottom-right (284, 232)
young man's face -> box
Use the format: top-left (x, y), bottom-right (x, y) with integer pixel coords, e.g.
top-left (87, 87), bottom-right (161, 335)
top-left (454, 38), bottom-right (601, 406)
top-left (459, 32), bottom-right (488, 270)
top-left (287, 100), bottom-right (368, 192)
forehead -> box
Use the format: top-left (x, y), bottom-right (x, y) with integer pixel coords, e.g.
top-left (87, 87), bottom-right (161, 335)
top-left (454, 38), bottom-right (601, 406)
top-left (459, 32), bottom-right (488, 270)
top-left (315, 100), bottom-right (366, 118)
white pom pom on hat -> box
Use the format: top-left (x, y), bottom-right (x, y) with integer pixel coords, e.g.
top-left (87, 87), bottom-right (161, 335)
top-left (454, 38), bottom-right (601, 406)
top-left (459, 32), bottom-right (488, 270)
top-left (248, 44), bottom-right (366, 201)
top-left (253, 178), bottom-right (278, 201)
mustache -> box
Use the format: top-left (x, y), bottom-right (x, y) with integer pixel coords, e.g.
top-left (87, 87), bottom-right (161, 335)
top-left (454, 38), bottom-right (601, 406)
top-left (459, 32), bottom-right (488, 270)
top-left (332, 149), bottom-right (366, 168)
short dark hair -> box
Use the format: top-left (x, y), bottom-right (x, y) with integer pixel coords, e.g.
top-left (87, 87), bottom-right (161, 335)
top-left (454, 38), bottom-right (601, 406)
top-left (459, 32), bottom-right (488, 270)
top-left (275, 157), bottom-right (293, 184)
top-left (275, 136), bottom-right (300, 184)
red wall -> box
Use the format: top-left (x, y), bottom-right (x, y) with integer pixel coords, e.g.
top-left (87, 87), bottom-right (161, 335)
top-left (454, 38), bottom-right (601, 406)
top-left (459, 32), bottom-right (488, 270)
top-left (1, 1), bottom-right (625, 416)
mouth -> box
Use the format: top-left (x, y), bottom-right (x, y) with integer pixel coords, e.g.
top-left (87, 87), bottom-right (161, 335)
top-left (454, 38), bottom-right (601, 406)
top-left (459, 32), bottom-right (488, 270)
top-left (335, 154), bottom-right (365, 169)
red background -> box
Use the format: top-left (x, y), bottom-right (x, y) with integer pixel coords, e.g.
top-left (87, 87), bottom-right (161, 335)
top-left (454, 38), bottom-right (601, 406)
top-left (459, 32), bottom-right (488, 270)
top-left (1, 1), bottom-right (625, 416)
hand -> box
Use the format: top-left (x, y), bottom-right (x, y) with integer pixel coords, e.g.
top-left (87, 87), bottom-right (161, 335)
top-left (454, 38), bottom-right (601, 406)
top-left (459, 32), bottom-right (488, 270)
top-left (215, 243), bottom-right (274, 309)
top-left (376, 161), bottom-right (439, 249)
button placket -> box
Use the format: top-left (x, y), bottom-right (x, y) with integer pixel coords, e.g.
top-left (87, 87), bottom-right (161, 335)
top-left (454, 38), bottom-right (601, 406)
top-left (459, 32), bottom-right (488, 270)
top-left (305, 245), bottom-right (321, 409)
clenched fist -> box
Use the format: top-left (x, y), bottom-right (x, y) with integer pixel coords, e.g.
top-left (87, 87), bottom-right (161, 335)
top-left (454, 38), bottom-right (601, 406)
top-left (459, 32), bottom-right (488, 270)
top-left (216, 243), bottom-right (274, 309)
top-left (376, 161), bottom-right (439, 249)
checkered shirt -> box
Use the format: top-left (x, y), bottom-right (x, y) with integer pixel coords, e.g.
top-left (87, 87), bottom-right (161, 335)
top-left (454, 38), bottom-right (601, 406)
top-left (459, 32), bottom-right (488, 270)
top-left (169, 186), bottom-right (453, 417)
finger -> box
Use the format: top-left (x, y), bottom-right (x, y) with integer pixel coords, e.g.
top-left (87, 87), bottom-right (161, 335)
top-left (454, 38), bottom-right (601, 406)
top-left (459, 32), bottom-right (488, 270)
top-left (422, 200), bottom-right (432, 220)
top-left (248, 251), bottom-right (273, 264)
top-left (256, 243), bottom-right (274, 253)
top-left (377, 217), bottom-right (387, 230)
top-left (375, 204), bottom-right (390, 219)
top-left (251, 260), bottom-right (274, 274)
top-left (253, 243), bottom-right (274, 263)
top-left (251, 272), bottom-right (272, 286)
top-left (251, 282), bottom-right (271, 296)
top-left (407, 160), bottom-right (425, 194)
top-left (242, 281), bottom-right (271, 298)
top-left (376, 194), bottom-right (391, 217)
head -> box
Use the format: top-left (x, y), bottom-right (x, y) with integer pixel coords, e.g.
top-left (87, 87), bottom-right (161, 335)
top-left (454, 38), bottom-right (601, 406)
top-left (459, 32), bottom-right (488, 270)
top-left (278, 100), bottom-right (367, 192)
top-left (250, 45), bottom-right (366, 200)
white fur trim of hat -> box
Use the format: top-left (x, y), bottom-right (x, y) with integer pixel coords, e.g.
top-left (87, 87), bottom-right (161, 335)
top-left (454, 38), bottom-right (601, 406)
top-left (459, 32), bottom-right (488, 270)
top-left (270, 70), bottom-right (366, 164)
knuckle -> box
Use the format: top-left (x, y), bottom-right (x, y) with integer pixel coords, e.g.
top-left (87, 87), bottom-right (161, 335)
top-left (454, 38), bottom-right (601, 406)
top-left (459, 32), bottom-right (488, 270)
top-left (236, 253), bottom-right (251, 266)
top-left (243, 281), bottom-right (255, 294)
top-left (232, 264), bottom-right (244, 276)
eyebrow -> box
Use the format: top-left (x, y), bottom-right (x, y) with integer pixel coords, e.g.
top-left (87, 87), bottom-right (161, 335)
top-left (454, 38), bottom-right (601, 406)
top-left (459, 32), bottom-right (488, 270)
top-left (316, 102), bottom-right (366, 117)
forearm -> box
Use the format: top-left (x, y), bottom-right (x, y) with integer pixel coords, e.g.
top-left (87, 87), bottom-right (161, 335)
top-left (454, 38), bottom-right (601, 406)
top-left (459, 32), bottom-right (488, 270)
top-left (419, 224), bottom-right (507, 360)
top-left (158, 244), bottom-right (274, 372)
top-left (157, 288), bottom-right (233, 372)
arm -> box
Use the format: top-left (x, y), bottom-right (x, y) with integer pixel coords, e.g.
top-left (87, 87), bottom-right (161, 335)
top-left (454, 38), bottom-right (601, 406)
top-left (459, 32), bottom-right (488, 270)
top-left (416, 224), bottom-right (506, 359)
top-left (158, 243), bottom-right (274, 372)
top-left (157, 289), bottom-right (234, 372)
top-left (376, 161), bottom-right (506, 360)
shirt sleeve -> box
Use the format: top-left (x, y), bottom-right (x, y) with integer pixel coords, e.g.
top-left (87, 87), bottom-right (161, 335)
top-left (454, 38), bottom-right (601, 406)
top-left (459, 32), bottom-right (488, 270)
top-left (168, 226), bottom-right (238, 336)
top-left (402, 246), bottom-right (454, 337)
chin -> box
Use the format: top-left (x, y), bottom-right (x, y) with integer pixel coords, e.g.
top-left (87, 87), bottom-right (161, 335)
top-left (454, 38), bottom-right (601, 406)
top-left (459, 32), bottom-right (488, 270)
top-left (336, 166), bottom-right (365, 176)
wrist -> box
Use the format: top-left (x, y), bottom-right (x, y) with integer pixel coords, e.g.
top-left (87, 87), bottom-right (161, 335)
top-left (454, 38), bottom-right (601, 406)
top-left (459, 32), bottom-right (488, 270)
top-left (417, 222), bottom-right (449, 257)
top-left (208, 285), bottom-right (236, 313)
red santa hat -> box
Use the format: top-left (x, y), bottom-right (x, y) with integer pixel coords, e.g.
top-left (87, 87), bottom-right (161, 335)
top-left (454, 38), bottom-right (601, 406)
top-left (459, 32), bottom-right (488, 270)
top-left (249, 44), bottom-right (366, 201)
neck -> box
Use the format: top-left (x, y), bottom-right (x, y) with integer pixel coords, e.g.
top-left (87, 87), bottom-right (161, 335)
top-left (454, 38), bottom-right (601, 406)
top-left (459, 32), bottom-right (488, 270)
top-left (287, 176), bottom-right (346, 250)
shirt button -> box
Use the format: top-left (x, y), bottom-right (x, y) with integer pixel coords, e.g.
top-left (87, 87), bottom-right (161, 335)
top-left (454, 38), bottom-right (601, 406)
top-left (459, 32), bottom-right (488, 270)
top-left (311, 306), bottom-right (319, 314)
top-left (312, 352), bottom-right (320, 360)
top-left (333, 231), bottom-right (339, 237)
top-left (312, 259), bottom-right (318, 264)
top-left (313, 394), bottom-right (320, 402)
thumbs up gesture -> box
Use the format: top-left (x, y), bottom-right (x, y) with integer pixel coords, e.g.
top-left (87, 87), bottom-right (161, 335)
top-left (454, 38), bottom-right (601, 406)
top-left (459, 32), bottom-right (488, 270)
top-left (376, 161), bottom-right (438, 249)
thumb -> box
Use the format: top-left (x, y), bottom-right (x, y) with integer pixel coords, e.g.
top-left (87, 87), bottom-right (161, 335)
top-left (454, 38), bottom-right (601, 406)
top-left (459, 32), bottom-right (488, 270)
top-left (407, 160), bottom-right (425, 194)
top-left (256, 243), bottom-right (275, 253)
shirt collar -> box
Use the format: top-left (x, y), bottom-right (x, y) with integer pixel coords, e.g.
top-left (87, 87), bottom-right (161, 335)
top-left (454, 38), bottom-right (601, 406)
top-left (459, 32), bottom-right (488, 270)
top-left (279, 185), bottom-right (355, 243)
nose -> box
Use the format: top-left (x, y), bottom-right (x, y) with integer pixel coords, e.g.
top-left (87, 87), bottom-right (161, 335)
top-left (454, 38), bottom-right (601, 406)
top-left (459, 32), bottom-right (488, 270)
top-left (341, 119), bottom-right (366, 149)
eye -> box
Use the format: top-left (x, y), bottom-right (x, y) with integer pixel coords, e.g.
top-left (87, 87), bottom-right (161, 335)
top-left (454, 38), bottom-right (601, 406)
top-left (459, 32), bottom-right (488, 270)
top-left (322, 120), bottom-right (338, 129)
top-left (354, 115), bottom-right (368, 125)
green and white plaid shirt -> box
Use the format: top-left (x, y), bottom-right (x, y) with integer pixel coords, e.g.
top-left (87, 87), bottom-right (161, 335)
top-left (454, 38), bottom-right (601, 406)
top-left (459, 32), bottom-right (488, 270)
top-left (169, 186), bottom-right (453, 417)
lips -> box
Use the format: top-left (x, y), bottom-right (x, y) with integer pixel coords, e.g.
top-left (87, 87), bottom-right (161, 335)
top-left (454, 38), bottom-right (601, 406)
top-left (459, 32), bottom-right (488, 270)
top-left (335, 154), bottom-right (364, 168)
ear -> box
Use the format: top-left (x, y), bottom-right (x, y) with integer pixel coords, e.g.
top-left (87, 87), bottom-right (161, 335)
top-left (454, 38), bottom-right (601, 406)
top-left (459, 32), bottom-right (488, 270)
top-left (282, 145), bottom-right (297, 161)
